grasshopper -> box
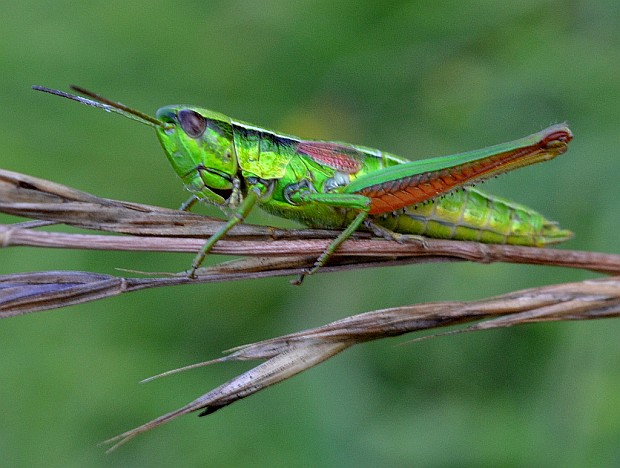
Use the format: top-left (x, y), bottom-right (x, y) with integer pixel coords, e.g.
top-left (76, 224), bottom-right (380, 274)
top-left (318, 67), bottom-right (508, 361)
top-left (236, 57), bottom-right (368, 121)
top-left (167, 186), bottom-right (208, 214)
top-left (34, 86), bottom-right (573, 280)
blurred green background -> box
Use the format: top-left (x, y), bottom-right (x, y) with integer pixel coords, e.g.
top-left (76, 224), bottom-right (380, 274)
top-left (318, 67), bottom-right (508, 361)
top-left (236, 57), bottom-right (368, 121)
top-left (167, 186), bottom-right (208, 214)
top-left (1, 1), bottom-right (619, 466)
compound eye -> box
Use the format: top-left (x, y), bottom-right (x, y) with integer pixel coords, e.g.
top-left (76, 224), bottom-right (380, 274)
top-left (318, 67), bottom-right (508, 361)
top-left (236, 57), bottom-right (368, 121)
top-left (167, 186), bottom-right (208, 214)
top-left (178, 109), bottom-right (206, 138)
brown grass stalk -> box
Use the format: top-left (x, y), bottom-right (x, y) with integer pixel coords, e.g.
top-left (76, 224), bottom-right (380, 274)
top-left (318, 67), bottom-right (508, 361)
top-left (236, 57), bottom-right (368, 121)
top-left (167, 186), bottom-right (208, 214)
top-left (0, 167), bottom-right (618, 450)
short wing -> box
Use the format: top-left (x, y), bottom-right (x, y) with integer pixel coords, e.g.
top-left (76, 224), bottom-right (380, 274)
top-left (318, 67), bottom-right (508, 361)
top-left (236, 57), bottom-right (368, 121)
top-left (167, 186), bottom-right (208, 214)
top-left (296, 141), bottom-right (366, 174)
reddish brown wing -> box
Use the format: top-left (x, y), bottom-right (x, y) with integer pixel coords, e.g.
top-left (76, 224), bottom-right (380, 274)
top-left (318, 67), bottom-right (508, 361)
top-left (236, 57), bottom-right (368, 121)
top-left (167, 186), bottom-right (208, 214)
top-left (296, 141), bottom-right (364, 174)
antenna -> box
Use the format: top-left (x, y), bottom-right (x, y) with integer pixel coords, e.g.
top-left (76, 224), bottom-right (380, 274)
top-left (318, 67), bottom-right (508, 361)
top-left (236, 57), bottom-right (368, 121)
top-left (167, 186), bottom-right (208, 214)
top-left (32, 85), bottom-right (171, 130)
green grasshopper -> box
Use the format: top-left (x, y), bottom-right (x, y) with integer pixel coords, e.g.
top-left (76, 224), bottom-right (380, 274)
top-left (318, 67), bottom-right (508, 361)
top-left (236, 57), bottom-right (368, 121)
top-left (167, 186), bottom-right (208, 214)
top-left (33, 86), bottom-right (573, 280)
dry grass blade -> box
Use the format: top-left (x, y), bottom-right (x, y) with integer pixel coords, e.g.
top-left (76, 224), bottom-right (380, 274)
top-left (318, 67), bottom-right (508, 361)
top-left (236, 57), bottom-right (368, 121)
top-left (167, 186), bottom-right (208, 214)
top-left (0, 169), bottom-right (331, 238)
top-left (1, 168), bottom-right (620, 317)
top-left (101, 276), bottom-right (620, 450)
top-left (1, 167), bottom-right (619, 451)
top-left (103, 340), bottom-right (351, 451)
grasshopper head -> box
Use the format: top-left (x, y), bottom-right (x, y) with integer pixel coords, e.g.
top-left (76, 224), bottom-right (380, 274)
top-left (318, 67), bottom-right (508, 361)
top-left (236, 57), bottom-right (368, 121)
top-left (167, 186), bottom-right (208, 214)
top-left (32, 86), bottom-right (241, 208)
top-left (155, 106), bottom-right (238, 206)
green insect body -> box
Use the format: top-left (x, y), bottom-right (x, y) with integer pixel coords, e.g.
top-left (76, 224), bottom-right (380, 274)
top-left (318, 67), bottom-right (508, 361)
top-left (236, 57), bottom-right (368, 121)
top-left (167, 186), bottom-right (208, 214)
top-left (154, 105), bottom-right (571, 242)
top-left (33, 86), bottom-right (573, 278)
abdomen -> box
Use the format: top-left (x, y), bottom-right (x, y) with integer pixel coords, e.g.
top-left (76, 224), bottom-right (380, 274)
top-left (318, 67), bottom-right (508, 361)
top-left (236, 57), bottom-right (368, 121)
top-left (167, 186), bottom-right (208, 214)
top-left (373, 187), bottom-right (572, 246)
